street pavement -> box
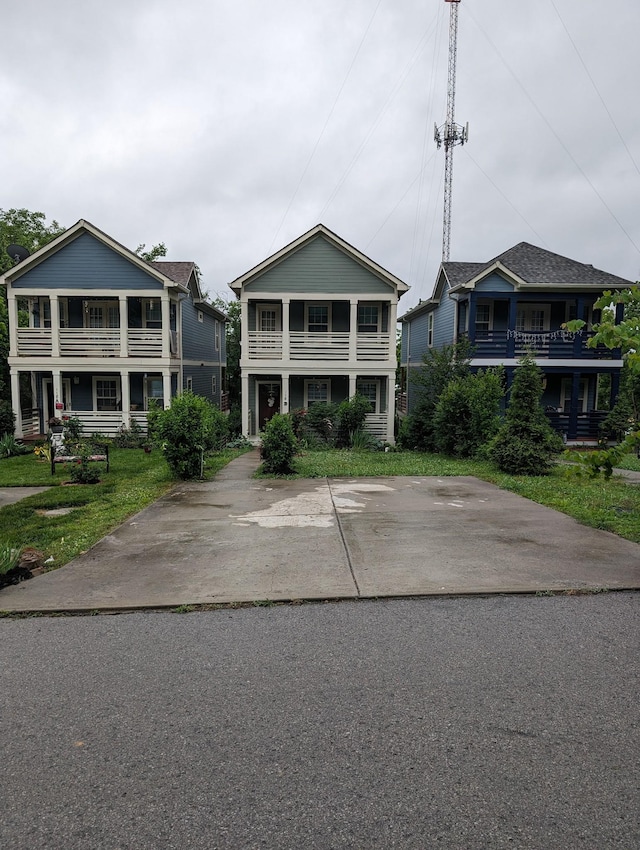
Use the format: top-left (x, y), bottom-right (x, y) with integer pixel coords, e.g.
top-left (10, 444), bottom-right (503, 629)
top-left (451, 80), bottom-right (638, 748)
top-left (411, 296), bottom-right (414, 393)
top-left (0, 450), bottom-right (639, 612)
top-left (1, 594), bottom-right (638, 849)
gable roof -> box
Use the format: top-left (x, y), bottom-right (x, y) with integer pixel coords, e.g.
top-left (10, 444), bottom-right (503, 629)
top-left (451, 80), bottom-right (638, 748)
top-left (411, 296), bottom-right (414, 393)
top-left (0, 219), bottom-right (189, 292)
top-left (446, 242), bottom-right (635, 291)
top-left (151, 260), bottom-right (227, 321)
top-left (228, 223), bottom-right (409, 296)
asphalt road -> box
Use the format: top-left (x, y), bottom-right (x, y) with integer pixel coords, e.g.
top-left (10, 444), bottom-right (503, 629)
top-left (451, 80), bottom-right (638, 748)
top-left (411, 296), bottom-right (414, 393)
top-left (1, 594), bottom-right (638, 850)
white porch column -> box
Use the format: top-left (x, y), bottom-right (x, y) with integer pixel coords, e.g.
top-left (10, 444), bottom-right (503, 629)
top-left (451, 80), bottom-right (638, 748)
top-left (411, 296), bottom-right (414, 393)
top-left (349, 374), bottom-right (357, 398)
top-left (119, 296), bottom-right (128, 357)
top-left (240, 299), bottom-right (249, 362)
top-left (52, 369), bottom-right (63, 414)
top-left (50, 296), bottom-right (60, 357)
top-left (386, 374), bottom-right (395, 443)
top-left (349, 300), bottom-right (358, 363)
top-left (281, 372), bottom-right (290, 414)
top-left (10, 370), bottom-right (21, 437)
top-left (162, 370), bottom-right (172, 408)
top-left (161, 295), bottom-right (170, 358)
top-left (241, 373), bottom-right (250, 436)
top-left (7, 295), bottom-right (18, 356)
top-left (282, 298), bottom-right (290, 361)
top-left (120, 371), bottom-right (130, 422)
top-left (388, 300), bottom-right (398, 365)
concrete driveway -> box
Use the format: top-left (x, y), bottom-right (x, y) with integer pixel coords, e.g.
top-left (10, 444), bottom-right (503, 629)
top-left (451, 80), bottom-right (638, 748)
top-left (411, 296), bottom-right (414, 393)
top-left (1, 451), bottom-right (639, 612)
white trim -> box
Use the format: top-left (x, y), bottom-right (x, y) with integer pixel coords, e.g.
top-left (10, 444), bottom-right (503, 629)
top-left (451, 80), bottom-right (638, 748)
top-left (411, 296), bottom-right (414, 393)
top-left (474, 300), bottom-right (494, 332)
top-left (427, 312), bottom-right (434, 347)
top-left (357, 302), bottom-right (381, 333)
top-left (356, 378), bottom-right (381, 413)
top-left (92, 375), bottom-right (122, 411)
top-left (186, 376), bottom-right (193, 391)
top-left (304, 378), bottom-right (331, 408)
top-left (305, 302), bottom-right (332, 333)
top-left (470, 358), bottom-right (624, 369)
top-left (257, 303), bottom-right (282, 332)
top-left (516, 304), bottom-right (550, 333)
top-left (42, 377), bottom-right (72, 423)
top-left (560, 377), bottom-right (588, 413)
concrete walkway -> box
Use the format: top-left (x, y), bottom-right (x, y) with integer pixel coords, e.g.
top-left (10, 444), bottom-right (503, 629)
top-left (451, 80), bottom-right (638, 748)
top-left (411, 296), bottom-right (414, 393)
top-left (0, 450), bottom-right (639, 612)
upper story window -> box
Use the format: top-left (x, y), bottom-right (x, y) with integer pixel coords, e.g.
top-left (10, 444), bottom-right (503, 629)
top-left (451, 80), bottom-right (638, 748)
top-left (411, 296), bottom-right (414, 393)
top-left (307, 304), bottom-right (329, 333)
top-left (215, 320), bottom-right (220, 351)
top-left (257, 304), bottom-right (281, 332)
top-left (86, 301), bottom-right (119, 329)
top-left (357, 304), bottom-right (380, 333)
top-left (144, 299), bottom-right (162, 329)
top-left (475, 303), bottom-right (491, 335)
top-left (428, 313), bottom-right (434, 347)
top-left (516, 305), bottom-right (549, 333)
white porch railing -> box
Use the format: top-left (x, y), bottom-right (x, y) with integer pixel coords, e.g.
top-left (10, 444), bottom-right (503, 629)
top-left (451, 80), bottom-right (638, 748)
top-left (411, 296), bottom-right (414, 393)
top-left (20, 408), bottom-right (41, 437)
top-left (364, 413), bottom-right (388, 439)
top-left (16, 328), bottom-right (169, 358)
top-left (246, 331), bottom-right (392, 361)
top-left (357, 333), bottom-right (391, 361)
top-left (128, 328), bottom-right (163, 356)
top-left (16, 329), bottom-right (53, 356)
top-left (60, 328), bottom-right (120, 356)
top-left (290, 331), bottom-right (349, 360)
top-left (65, 410), bottom-right (148, 437)
top-left (247, 331), bottom-right (283, 358)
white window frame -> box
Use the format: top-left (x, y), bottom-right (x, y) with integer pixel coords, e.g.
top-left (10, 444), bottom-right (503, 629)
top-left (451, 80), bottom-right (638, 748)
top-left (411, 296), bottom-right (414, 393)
top-left (84, 300), bottom-right (120, 329)
top-left (304, 379), bottom-right (331, 408)
top-left (356, 379), bottom-right (380, 413)
top-left (186, 376), bottom-right (193, 392)
top-left (516, 304), bottom-right (550, 333)
top-left (212, 375), bottom-right (217, 395)
top-left (143, 299), bottom-right (162, 329)
top-left (197, 310), bottom-right (204, 324)
top-left (474, 302), bottom-right (493, 333)
top-left (257, 304), bottom-right (281, 332)
top-left (92, 376), bottom-right (121, 411)
top-left (214, 320), bottom-right (220, 351)
top-left (428, 313), bottom-right (434, 347)
top-left (305, 303), bottom-right (331, 333)
top-left (143, 375), bottom-right (164, 410)
top-left (357, 303), bottom-right (381, 334)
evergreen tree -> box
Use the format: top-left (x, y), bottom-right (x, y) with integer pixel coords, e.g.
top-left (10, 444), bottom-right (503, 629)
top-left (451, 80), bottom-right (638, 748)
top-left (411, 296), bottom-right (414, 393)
top-left (433, 368), bottom-right (504, 458)
top-left (490, 355), bottom-right (563, 475)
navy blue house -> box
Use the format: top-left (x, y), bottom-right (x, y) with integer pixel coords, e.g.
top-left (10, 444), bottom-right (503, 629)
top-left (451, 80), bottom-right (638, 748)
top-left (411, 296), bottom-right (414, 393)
top-left (1, 220), bottom-right (227, 437)
top-left (399, 242), bottom-right (635, 443)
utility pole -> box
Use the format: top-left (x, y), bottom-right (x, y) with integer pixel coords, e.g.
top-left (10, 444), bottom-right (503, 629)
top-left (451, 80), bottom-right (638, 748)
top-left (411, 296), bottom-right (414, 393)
top-left (434, 0), bottom-right (468, 262)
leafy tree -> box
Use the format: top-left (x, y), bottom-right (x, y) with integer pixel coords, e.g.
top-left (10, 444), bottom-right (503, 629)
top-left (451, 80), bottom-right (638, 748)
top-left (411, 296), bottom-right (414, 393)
top-left (433, 368), bottom-right (504, 458)
top-left (211, 296), bottom-right (241, 412)
top-left (565, 287), bottom-right (640, 475)
top-left (490, 355), bottom-right (563, 475)
top-left (336, 393), bottom-right (372, 448)
top-left (0, 209), bottom-right (65, 404)
top-left (397, 338), bottom-right (473, 451)
top-left (135, 242), bottom-right (167, 262)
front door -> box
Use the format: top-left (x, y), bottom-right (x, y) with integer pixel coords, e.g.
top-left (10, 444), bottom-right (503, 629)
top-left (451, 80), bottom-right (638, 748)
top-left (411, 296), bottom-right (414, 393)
top-left (43, 378), bottom-right (71, 424)
top-left (258, 382), bottom-right (280, 429)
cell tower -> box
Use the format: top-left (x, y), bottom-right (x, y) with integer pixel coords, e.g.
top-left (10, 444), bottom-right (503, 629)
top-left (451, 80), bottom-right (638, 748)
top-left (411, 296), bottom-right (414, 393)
top-left (434, 0), bottom-right (468, 262)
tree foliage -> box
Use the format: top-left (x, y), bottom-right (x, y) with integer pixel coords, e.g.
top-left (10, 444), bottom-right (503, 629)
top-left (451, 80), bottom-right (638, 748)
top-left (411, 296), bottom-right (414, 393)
top-left (397, 338), bottom-right (473, 451)
top-left (260, 413), bottom-right (297, 474)
top-left (135, 242), bottom-right (167, 262)
top-left (433, 368), bottom-right (504, 458)
top-left (155, 391), bottom-right (228, 479)
top-left (0, 209), bottom-right (65, 404)
top-left (490, 356), bottom-right (563, 475)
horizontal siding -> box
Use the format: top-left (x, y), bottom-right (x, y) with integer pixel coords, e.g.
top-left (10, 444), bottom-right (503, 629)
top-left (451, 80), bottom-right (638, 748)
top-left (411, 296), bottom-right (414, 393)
top-left (475, 273), bottom-right (514, 292)
top-left (432, 295), bottom-right (455, 349)
top-left (182, 300), bottom-right (221, 362)
top-left (244, 235), bottom-right (394, 295)
top-left (12, 233), bottom-right (163, 291)
top-left (408, 311), bottom-right (430, 362)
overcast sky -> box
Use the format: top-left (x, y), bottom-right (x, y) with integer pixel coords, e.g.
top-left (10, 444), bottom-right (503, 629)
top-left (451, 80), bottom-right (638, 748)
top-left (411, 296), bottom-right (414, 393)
top-left (2, 0), bottom-right (639, 312)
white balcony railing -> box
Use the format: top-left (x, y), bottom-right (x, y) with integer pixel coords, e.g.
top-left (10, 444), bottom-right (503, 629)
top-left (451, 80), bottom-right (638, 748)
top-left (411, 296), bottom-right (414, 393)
top-left (16, 329), bottom-right (52, 356)
top-left (60, 328), bottom-right (120, 356)
top-left (290, 331), bottom-right (349, 360)
top-left (246, 331), bottom-right (392, 361)
top-left (364, 413), bottom-right (388, 439)
top-left (128, 328), bottom-right (163, 356)
top-left (16, 328), bottom-right (170, 358)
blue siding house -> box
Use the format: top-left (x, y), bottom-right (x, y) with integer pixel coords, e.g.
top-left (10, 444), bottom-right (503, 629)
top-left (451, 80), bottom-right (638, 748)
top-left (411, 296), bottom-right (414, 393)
top-left (2, 220), bottom-right (227, 437)
top-left (400, 242), bottom-right (635, 443)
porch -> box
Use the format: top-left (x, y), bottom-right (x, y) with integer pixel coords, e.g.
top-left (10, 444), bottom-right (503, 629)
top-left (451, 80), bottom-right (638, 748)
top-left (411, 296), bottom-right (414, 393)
top-left (467, 329), bottom-right (615, 360)
top-left (15, 327), bottom-right (178, 359)
top-left (246, 331), bottom-right (392, 362)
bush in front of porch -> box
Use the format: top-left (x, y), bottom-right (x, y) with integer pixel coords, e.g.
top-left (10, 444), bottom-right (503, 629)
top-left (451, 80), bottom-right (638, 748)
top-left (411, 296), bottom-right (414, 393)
top-left (155, 391), bottom-right (229, 479)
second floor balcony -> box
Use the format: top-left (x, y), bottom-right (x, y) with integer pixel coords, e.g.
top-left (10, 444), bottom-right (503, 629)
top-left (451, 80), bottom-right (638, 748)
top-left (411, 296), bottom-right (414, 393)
top-left (15, 327), bottom-right (179, 359)
top-left (468, 328), bottom-right (616, 360)
top-left (246, 330), bottom-right (392, 362)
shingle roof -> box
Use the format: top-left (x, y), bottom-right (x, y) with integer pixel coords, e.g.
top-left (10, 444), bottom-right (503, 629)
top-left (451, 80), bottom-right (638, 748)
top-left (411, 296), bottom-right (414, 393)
top-left (150, 261), bottom-right (196, 286)
top-left (447, 242), bottom-right (635, 289)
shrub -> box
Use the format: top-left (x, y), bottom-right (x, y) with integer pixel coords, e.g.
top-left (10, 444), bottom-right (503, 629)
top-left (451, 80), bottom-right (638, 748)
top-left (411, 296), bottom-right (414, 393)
top-left (0, 433), bottom-right (29, 458)
top-left (113, 418), bottom-right (145, 448)
top-left (63, 416), bottom-right (84, 442)
top-left (156, 392), bottom-right (229, 479)
top-left (260, 413), bottom-right (297, 474)
top-left (0, 400), bottom-right (15, 437)
top-left (302, 402), bottom-right (338, 445)
top-left (0, 543), bottom-right (21, 576)
top-left (146, 398), bottom-right (162, 444)
top-left (490, 355), bottom-right (563, 475)
top-left (227, 405), bottom-right (242, 438)
top-left (433, 368), bottom-right (504, 458)
top-left (335, 394), bottom-right (372, 448)
top-left (68, 449), bottom-right (101, 484)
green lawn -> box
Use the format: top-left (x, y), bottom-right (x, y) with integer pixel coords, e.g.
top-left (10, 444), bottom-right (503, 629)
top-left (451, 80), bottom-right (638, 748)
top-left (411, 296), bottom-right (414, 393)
top-left (0, 447), bottom-right (244, 569)
top-left (277, 449), bottom-right (640, 545)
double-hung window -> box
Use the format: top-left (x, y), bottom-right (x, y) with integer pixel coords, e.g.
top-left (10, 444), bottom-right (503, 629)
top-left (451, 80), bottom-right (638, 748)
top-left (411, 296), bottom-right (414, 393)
top-left (144, 299), bottom-right (162, 329)
top-left (356, 380), bottom-right (378, 413)
top-left (307, 304), bottom-right (329, 333)
top-left (305, 380), bottom-right (330, 407)
top-left (475, 304), bottom-right (491, 335)
top-left (357, 304), bottom-right (379, 333)
top-left (94, 378), bottom-right (120, 411)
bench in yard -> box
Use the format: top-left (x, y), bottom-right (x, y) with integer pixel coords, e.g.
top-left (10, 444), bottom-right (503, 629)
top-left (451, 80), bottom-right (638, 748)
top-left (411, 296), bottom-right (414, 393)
top-left (50, 443), bottom-right (110, 476)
